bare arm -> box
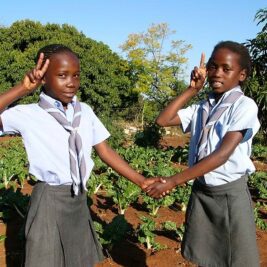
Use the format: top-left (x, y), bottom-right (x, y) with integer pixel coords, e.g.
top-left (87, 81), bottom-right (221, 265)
top-left (156, 53), bottom-right (207, 127)
top-left (0, 53), bottom-right (49, 128)
top-left (146, 130), bottom-right (245, 197)
top-left (94, 141), bottom-right (164, 190)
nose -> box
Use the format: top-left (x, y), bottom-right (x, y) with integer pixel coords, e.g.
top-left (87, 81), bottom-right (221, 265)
top-left (66, 77), bottom-right (76, 88)
top-left (213, 67), bottom-right (223, 77)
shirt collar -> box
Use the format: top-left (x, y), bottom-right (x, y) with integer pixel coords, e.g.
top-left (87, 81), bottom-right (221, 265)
top-left (40, 91), bottom-right (77, 112)
top-left (208, 85), bottom-right (242, 107)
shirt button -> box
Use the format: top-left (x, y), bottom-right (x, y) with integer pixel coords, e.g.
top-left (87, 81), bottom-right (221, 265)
top-left (55, 101), bottom-right (61, 108)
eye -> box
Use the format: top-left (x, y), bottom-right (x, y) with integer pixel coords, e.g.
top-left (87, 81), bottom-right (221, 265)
top-left (223, 67), bottom-right (231, 72)
top-left (207, 64), bottom-right (216, 71)
top-left (74, 73), bottom-right (80, 78)
top-left (58, 73), bottom-right (66, 78)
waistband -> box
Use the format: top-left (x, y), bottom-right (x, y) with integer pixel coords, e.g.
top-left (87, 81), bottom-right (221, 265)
top-left (193, 175), bottom-right (248, 195)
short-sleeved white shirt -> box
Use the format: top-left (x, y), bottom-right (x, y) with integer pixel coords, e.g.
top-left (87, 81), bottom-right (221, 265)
top-left (178, 86), bottom-right (260, 186)
top-left (0, 94), bottom-right (110, 186)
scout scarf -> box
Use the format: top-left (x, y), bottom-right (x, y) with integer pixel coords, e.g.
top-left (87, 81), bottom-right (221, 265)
top-left (196, 89), bottom-right (243, 162)
top-left (39, 95), bottom-right (86, 195)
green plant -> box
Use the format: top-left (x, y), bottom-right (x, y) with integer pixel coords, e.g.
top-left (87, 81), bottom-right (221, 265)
top-left (162, 221), bottom-right (185, 241)
top-left (108, 175), bottom-right (141, 215)
top-left (0, 188), bottom-right (30, 221)
top-left (170, 144), bottom-right (189, 164)
top-left (87, 172), bottom-right (110, 196)
top-left (94, 215), bottom-right (131, 249)
top-left (248, 171), bottom-right (267, 199)
top-left (142, 194), bottom-right (175, 217)
top-left (254, 202), bottom-right (267, 231)
top-left (134, 123), bottom-right (164, 147)
top-left (137, 216), bottom-right (166, 251)
top-left (0, 137), bottom-right (29, 189)
top-left (172, 184), bottom-right (192, 211)
top-left (251, 143), bottom-right (267, 162)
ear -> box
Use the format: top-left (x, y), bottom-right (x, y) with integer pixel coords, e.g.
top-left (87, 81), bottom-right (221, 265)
top-left (239, 69), bottom-right (247, 82)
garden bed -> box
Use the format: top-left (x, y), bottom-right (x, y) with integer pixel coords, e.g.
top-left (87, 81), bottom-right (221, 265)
top-left (0, 181), bottom-right (267, 267)
top-left (0, 135), bottom-right (266, 266)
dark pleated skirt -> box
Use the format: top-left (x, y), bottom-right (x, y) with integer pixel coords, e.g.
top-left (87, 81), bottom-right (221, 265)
top-left (24, 182), bottom-right (104, 267)
top-left (181, 176), bottom-right (260, 267)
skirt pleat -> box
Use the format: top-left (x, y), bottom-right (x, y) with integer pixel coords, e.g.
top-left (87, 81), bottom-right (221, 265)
top-left (181, 176), bottom-right (259, 267)
top-left (24, 182), bottom-right (104, 267)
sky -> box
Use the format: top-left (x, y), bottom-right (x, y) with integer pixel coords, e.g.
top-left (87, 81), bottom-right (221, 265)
top-left (1, 0), bottom-right (266, 79)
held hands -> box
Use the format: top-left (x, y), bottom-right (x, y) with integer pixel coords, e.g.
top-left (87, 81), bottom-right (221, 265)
top-left (190, 53), bottom-right (207, 92)
top-left (144, 177), bottom-right (176, 199)
top-left (22, 53), bottom-right (49, 93)
top-left (141, 177), bottom-right (166, 191)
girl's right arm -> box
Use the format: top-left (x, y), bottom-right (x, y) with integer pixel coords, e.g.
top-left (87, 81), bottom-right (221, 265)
top-left (156, 53), bottom-right (207, 127)
top-left (0, 53), bottom-right (49, 128)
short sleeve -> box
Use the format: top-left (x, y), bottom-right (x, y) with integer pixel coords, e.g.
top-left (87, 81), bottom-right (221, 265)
top-left (227, 97), bottom-right (260, 142)
top-left (1, 107), bottom-right (22, 134)
top-left (87, 107), bottom-right (110, 146)
top-left (177, 103), bottom-right (199, 133)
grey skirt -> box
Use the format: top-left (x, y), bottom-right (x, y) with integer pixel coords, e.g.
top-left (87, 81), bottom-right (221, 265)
top-left (24, 182), bottom-right (104, 267)
top-left (181, 176), bottom-right (259, 267)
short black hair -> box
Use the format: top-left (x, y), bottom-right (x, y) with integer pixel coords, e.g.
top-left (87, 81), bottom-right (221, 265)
top-left (36, 44), bottom-right (78, 63)
top-left (208, 41), bottom-right (252, 77)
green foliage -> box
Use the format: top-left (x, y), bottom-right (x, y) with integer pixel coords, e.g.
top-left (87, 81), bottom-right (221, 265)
top-left (244, 8), bottom-right (267, 137)
top-left (120, 23), bottom-right (191, 108)
top-left (0, 20), bottom-right (134, 116)
top-left (0, 188), bottom-right (30, 222)
top-left (248, 171), bottom-right (267, 199)
top-left (107, 174), bottom-right (141, 215)
top-left (137, 216), bottom-right (166, 251)
top-left (94, 215), bottom-right (131, 249)
top-left (134, 124), bottom-right (164, 147)
top-left (170, 144), bottom-right (189, 164)
top-left (142, 194), bottom-right (175, 217)
top-left (161, 221), bottom-right (185, 241)
top-left (99, 116), bottom-right (127, 149)
top-left (0, 137), bottom-right (29, 189)
top-left (172, 185), bottom-right (192, 212)
top-left (254, 202), bottom-right (267, 230)
top-left (116, 145), bottom-right (177, 177)
top-left (252, 143), bottom-right (267, 161)
top-left (87, 172), bottom-right (110, 196)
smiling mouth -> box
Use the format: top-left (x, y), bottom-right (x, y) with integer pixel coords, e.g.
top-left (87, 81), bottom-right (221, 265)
top-left (210, 81), bottom-right (223, 88)
top-left (63, 92), bottom-right (75, 97)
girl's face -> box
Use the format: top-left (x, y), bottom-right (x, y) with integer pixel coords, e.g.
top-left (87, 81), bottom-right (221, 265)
top-left (42, 52), bottom-right (80, 107)
top-left (207, 48), bottom-right (246, 96)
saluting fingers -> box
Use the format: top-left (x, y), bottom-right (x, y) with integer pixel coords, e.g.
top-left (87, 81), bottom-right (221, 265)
top-left (34, 52), bottom-right (49, 79)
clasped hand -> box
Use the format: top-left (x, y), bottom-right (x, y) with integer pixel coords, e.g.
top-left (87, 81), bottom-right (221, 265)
top-left (141, 177), bottom-right (176, 199)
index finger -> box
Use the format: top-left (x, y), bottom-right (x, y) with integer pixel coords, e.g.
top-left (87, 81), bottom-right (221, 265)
top-left (199, 52), bottom-right (206, 68)
top-left (35, 52), bottom-right (45, 70)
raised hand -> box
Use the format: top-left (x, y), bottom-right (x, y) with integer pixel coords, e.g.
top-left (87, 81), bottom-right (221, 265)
top-left (23, 53), bottom-right (49, 93)
top-left (190, 52), bottom-right (207, 91)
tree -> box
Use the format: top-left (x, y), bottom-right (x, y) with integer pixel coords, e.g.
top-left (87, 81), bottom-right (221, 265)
top-left (0, 20), bottom-right (133, 116)
top-left (120, 23), bottom-right (191, 109)
top-left (244, 8), bottom-right (267, 138)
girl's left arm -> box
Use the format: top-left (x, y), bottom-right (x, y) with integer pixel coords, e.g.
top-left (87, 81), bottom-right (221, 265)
top-left (146, 130), bottom-right (246, 198)
top-left (94, 140), bottom-right (164, 190)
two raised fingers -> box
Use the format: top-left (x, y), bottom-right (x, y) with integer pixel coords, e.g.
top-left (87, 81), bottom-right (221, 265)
top-left (191, 52), bottom-right (206, 81)
top-left (27, 53), bottom-right (49, 83)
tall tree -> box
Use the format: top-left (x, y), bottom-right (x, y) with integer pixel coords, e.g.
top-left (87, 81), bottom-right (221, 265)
top-left (0, 20), bottom-right (132, 116)
top-left (120, 23), bottom-right (192, 107)
top-left (244, 8), bottom-right (267, 137)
